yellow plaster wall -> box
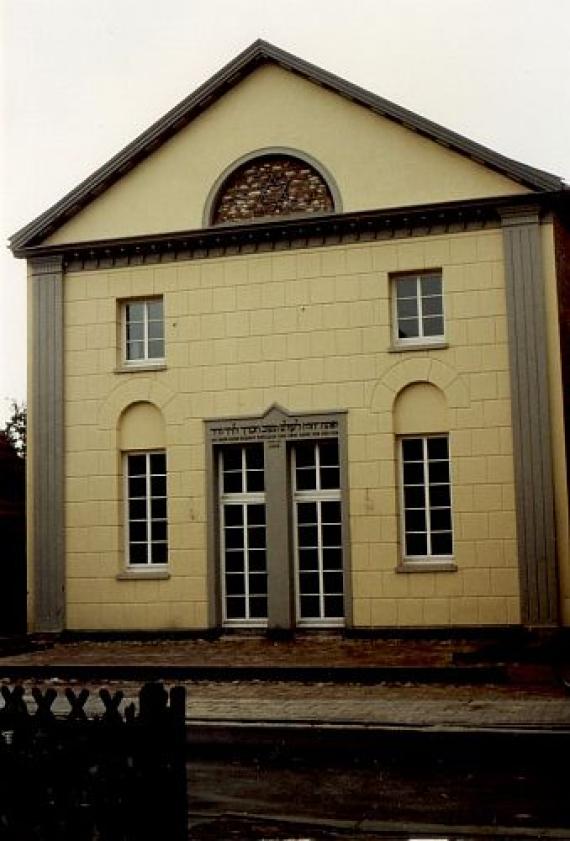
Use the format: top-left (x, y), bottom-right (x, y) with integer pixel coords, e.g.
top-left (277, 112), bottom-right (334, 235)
top-left (541, 221), bottom-right (570, 625)
top-left (62, 226), bottom-right (526, 630)
top-left (46, 65), bottom-right (528, 246)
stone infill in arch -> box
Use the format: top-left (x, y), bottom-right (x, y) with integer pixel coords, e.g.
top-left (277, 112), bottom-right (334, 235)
top-left (212, 154), bottom-right (334, 225)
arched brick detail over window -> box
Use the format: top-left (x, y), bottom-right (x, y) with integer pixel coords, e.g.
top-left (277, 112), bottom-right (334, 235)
top-left (211, 154), bottom-right (335, 225)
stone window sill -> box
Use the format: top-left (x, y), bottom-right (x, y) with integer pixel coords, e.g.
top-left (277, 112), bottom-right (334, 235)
top-left (388, 341), bottom-right (449, 353)
top-left (397, 560), bottom-right (457, 573)
top-left (116, 569), bottom-right (170, 581)
top-left (114, 362), bottom-right (167, 374)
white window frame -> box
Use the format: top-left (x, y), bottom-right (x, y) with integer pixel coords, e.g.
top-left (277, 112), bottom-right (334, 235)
top-left (399, 434), bottom-right (454, 563)
top-left (392, 272), bottom-right (445, 347)
top-left (292, 440), bottom-right (344, 628)
top-left (218, 445), bottom-right (268, 628)
top-left (122, 297), bottom-right (165, 366)
top-left (123, 450), bottom-right (168, 568)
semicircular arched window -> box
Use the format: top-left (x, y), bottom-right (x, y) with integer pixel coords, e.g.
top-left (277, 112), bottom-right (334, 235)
top-left (211, 154), bottom-right (335, 225)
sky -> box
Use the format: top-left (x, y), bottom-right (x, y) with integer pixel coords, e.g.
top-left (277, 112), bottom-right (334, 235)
top-left (1, 0), bottom-right (569, 425)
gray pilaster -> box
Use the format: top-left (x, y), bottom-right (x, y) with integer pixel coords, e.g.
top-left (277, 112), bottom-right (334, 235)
top-left (264, 440), bottom-right (293, 630)
top-left (30, 256), bottom-right (65, 632)
top-left (501, 209), bottom-right (558, 626)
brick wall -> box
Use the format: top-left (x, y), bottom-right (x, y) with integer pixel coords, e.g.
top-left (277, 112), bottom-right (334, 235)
top-left (213, 156), bottom-right (334, 224)
top-left (63, 229), bottom-right (521, 629)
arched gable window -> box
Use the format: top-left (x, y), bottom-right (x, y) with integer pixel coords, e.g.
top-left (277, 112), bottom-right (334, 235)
top-left (211, 153), bottom-right (336, 225)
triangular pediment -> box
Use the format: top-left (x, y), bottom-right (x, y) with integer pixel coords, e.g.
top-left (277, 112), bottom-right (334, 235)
top-left (10, 41), bottom-right (564, 254)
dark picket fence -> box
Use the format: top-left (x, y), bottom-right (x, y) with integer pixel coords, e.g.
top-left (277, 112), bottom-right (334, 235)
top-left (0, 682), bottom-right (187, 840)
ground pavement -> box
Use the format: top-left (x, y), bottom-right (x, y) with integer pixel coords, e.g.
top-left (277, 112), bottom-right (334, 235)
top-left (0, 635), bottom-right (568, 732)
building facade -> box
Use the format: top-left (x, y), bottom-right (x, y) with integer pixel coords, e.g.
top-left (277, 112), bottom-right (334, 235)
top-left (11, 42), bottom-right (570, 633)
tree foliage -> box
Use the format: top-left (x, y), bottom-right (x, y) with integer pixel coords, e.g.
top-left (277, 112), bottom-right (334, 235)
top-left (3, 401), bottom-right (27, 459)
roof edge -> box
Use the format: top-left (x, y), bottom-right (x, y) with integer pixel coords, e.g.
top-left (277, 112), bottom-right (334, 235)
top-left (12, 190), bottom-right (569, 262)
top-left (9, 39), bottom-right (566, 252)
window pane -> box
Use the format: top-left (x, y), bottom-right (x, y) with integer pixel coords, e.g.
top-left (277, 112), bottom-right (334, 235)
top-left (295, 442), bottom-right (315, 468)
top-left (324, 595), bottom-right (344, 618)
top-left (321, 501), bottom-right (341, 523)
top-left (319, 440), bottom-right (339, 466)
top-left (422, 316), bottom-right (444, 337)
top-left (396, 278), bottom-right (417, 299)
top-left (429, 484), bottom-right (450, 507)
top-left (225, 552), bottom-right (244, 572)
top-left (223, 472), bottom-right (242, 494)
top-left (297, 502), bottom-right (317, 524)
top-left (422, 296), bottom-right (443, 317)
top-left (224, 505), bottom-right (243, 527)
top-left (129, 521), bottom-right (147, 542)
top-left (147, 339), bottom-right (165, 359)
top-left (248, 550), bottom-right (266, 572)
top-left (130, 499), bottom-right (146, 519)
top-left (322, 548), bottom-right (343, 570)
top-left (320, 467), bottom-right (340, 490)
top-left (406, 532), bottom-right (427, 556)
top-left (151, 475), bottom-right (166, 497)
top-left (300, 596), bottom-right (320, 618)
top-left (225, 528), bottom-right (244, 549)
top-left (129, 543), bottom-right (148, 564)
top-left (431, 532), bottom-right (453, 555)
top-left (404, 485), bottom-right (424, 508)
top-left (322, 524), bottom-right (342, 546)
top-left (222, 447), bottom-right (242, 471)
top-left (249, 597), bottom-right (268, 619)
top-left (147, 319), bottom-right (164, 340)
top-left (247, 526), bottom-right (266, 549)
top-left (246, 469), bottom-right (264, 493)
top-left (421, 275), bottom-right (441, 296)
top-left (150, 453), bottom-right (166, 474)
top-left (397, 298), bottom-right (418, 319)
top-left (226, 597), bottom-right (246, 619)
top-left (403, 461), bottom-right (424, 485)
top-left (247, 504), bottom-right (265, 526)
top-left (430, 508), bottom-right (452, 531)
top-left (147, 300), bottom-right (163, 321)
top-left (128, 477), bottom-right (146, 498)
top-left (402, 438), bottom-right (423, 461)
top-left (429, 460), bottom-right (450, 484)
top-left (246, 445), bottom-right (264, 470)
top-left (126, 341), bottom-right (145, 361)
top-left (398, 318), bottom-right (420, 339)
top-left (299, 548), bottom-right (319, 571)
top-left (427, 437), bottom-right (448, 460)
top-left (248, 573), bottom-right (267, 596)
top-left (226, 574), bottom-right (245, 596)
top-left (298, 524), bottom-right (319, 546)
top-left (126, 302), bottom-right (145, 323)
top-left (296, 468), bottom-right (317, 491)
top-left (151, 520), bottom-right (167, 541)
top-left (404, 509), bottom-right (426, 532)
top-left (151, 542), bottom-right (168, 565)
top-left (126, 321), bottom-right (144, 341)
top-left (323, 572), bottom-right (343, 593)
top-left (299, 572), bottom-right (320, 594)
top-left (128, 454), bottom-right (147, 476)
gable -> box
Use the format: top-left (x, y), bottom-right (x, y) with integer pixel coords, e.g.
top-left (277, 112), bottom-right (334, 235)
top-left (43, 64), bottom-right (529, 247)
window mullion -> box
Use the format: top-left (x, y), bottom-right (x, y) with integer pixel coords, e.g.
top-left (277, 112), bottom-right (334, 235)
top-left (423, 438), bottom-right (432, 557)
top-left (243, 501), bottom-right (250, 620)
top-left (417, 276), bottom-right (424, 338)
top-left (146, 453), bottom-right (152, 564)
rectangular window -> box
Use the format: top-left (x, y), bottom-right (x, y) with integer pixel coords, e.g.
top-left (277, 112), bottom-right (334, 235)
top-left (292, 439), bottom-right (344, 625)
top-left (400, 435), bottom-right (453, 559)
top-left (125, 451), bottom-right (168, 566)
top-left (123, 298), bottom-right (164, 364)
top-left (393, 272), bottom-right (444, 344)
top-left (219, 444), bottom-right (267, 625)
